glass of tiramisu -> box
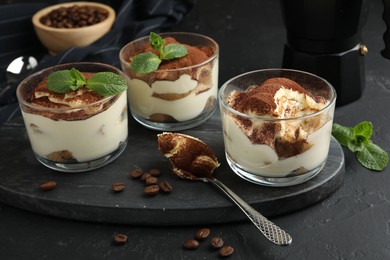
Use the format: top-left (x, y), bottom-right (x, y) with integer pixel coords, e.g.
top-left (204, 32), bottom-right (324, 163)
top-left (219, 69), bottom-right (336, 187)
top-left (16, 62), bottom-right (128, 172)
top-left (119, 32), bottom-right (219, 131)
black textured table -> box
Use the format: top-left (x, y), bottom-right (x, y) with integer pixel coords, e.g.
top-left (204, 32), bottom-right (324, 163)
top-left (0, 112), bottom-right (344, 226)
top-left (1, 0), bottom-right (390, 259)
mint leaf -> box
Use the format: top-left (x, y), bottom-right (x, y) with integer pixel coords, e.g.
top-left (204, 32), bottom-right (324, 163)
top-left (332, 121), bottom-right (388, 171)
top-left (353, 121), bottom-right (372, 143)
top-left (47, 69), bottom-right (87, 93)
top-left (332, 123), bottom-right (354, 146)
top-left (162, 44), bottom-right (188, 60)
top-left (347, 139), bottom-right (366, 152)
top-left (87, 72), bottom-right (127, 96)
top-left (150, 32), bottom-right (165, 55)
top-left (130, 52), bottom-right (161, 73)
top-left (69, 68), bottom-right (86, 90)
top-left (47, 70), bottom-right (75, 93)
top-left (356, 143), bottom-right (389, 171)
top-left (130, 32), bottom-right (188, 73)
top-left (47, 68), bottom-right (127, 96)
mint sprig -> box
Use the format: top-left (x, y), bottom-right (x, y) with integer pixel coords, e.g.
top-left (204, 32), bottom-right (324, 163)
top-left (332, 121), bottom-right (388, 171)
top-left (130, 32), bottom-right (188, 73)
top-left (47, 68), bottom-right (127, 96)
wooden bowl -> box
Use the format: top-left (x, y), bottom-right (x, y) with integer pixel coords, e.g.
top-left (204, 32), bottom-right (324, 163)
top-left (32, 1), bottom-right (115, 55)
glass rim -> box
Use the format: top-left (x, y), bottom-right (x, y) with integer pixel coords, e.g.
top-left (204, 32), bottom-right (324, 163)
top-left (16, 62), bottom-right (123, 112)
top-left (119, 31), bottom-right (220, 73)
top-left (218, 68), bottom-right (337, 122)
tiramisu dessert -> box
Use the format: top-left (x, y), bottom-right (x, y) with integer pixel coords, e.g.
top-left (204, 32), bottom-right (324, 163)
top-left (221, 77), bottom-right (335, 178)
top-left (157, 132), bottom-right (219, 180)
top-left (17, 63), bottom-right (128, 171)
top-left (120, 32), bottom-right (219, 130)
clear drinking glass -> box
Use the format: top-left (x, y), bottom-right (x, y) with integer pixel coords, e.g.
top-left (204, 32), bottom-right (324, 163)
top-left (16, 62), bottom-right (128, 172)
top-left (119, 32), bottom-right (219, 131)
top-left (219, 69), bottom-right (336, 187)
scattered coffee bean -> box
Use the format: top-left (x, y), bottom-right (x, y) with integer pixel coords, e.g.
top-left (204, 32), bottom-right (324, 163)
top-left (180, 228), bottom-right (233, 256)
top-left (219, 245), bottom-right (234, 257)
top-left (195, 228), bottom-right (210, 240)
top-left (149, 168), bottom-right (161, 177)
top-left (183, 239), bottom-right (199, 250)
top-left (39, 181), bottom-right (57, 191)
top-left (130, 167), bottom-right (170, 197)
top-left (130, 168), bottom-right (143, 179)
top-left (112, 182), bottom-right (125, 192)
top-left (145, 176), bottom-right (158, 185)
top-left (113, 233), bottom-right (128, 245)
top-left (159, 181), bottom-right (173, 193)
top-left (210, 236), bottom-right (224, 249)
top-left (144, 184), bottom-right (160, 196)
top-left (140, 172), bottom-right (152, 181)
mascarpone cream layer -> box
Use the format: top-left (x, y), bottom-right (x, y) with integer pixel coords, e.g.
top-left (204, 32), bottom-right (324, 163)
top-left (22, 92), bottom-right (128, 162)
top-left (127, 60), bottom-right (218, 122)
top-left (223, 116), bottom-right (332, 177)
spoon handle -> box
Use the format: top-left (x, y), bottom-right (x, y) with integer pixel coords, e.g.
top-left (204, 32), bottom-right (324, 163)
top-left (207, 178), bottom-right (292, 246)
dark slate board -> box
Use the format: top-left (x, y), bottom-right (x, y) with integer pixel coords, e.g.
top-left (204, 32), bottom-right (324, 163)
top-left (0, 111), bottom-right (345, 226)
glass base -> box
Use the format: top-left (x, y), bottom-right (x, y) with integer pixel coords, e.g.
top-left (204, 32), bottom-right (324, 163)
top-left (131, 106), bottom-right (216, 131)
top-left (226, 153), bottom-right (325, 187)
top-left (35, 140), bottom-right (128, 173)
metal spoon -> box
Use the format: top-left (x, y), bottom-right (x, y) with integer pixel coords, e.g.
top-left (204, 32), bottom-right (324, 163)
top-left (199, 176), bottom-right (292, 246)
top-left (0, 56), bottom-right (38, 104)
top-left (157, 132), bottom-right (292, 246)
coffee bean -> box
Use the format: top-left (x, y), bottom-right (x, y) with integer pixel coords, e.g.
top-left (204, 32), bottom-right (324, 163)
top-left (195, 228), bottom-right (210, 240)
top-left (183, 239), bottom-right (199, 250)
top-left (130, 168), bottom-right (143, 179)
top-left (148, 168), bottom-right (161, 177)
top-left (210, 236), bottom-right (224, 249)
top-left (145, 176), bottom-right (158, 185)
top-left (39, 181), bottom-right (57, 191)
top-left (144, 184), bottom-right (160, 196)
top-left (113, 233), bottom-right (128, 245)
top-left (112, 182), bottom-right (125, 192)
top-left (159, 181), bottom-right (173, 193)
top-left (140, 172), bottom-right (152, 181)
top-left (219, 245), bottom-right (234, 257)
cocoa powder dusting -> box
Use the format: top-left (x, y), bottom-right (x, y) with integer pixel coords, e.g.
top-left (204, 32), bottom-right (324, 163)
top-left (275, 138), bottom-right (312, 159)
top-left (250, 122), bottom-right (281, 149)
top-left (126, 36), bottom-right (215, 86)
top-left (133, 37), bottom-right (213, 70)
top-left (228, 77), bottom-right (325, 159)
top-left (158, 44), bottom-right (209, 70)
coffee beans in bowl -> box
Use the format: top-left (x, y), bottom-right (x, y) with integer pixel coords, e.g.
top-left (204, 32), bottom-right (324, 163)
top-left (39, 4), bottom-right (109, 29)
top-left (32, 1), bottom-right (115, 54)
